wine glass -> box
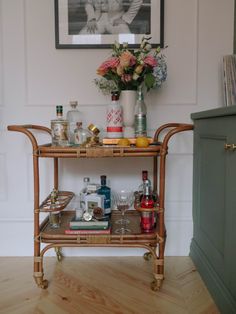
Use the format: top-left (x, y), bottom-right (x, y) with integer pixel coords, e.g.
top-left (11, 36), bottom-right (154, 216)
top-left (113, 190), bottom-right (134, 234)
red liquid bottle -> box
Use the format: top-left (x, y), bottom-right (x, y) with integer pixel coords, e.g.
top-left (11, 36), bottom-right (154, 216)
top-left (140, 180), bottom-right (155, 233)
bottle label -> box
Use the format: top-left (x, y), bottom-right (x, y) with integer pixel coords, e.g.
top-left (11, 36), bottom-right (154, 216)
top-left (135, 114), bottom-right (147, 136)
top-left (107, 108), bottom-right (123, 136)
top-left (107, 127), bottom-right (123, 132)
top-left (51, 121), bottom-right (68, 142)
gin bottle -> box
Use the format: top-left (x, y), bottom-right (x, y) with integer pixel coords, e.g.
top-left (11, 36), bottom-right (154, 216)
top-left (51, 105), bottom-right (69, 146)
top-left (134, 87), bottom-right (147, 137)
top-left (97, 175), bottom-right (111, 215)
top-left (66, 101), bottom-right (82, 144)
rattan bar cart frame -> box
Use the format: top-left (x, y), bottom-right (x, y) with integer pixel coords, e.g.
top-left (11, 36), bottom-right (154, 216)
top-left (8, 123), bottom-right (193, 290)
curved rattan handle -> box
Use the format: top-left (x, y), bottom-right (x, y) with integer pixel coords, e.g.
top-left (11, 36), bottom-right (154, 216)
top-left (154, 123), bottom-right (193, 150)
top-left (7, 124), bottom-right (51, 151)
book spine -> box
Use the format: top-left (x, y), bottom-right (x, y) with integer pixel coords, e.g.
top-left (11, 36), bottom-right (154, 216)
top-left (69, 225), bottom-right (109, 230)
top-left (65, 229), bottom-right (111, 235)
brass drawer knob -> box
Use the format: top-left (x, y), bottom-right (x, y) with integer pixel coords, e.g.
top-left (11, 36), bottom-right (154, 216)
top-left (224, 144), bottom-right (236, 150)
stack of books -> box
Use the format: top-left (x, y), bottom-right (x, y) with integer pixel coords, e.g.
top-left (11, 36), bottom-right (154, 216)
top-left (65, 216), bottom-right (111, 235)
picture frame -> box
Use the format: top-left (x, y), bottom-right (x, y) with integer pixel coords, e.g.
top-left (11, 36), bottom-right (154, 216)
top-left (54, 0), bottom-right (165, 49)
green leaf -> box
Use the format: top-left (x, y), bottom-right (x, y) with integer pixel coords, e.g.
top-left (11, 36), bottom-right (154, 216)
top-left (144, 73), bottom-right (155, 90)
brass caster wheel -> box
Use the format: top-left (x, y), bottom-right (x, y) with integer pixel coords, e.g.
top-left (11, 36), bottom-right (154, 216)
top-left (143, 252), bottom-right (152, 261)
top-left (150, 279), bottom-right (160, 291)
top-left (55, 247), bottom-right (63, 262)
top-left (40, 279), bottom-right (48, 289)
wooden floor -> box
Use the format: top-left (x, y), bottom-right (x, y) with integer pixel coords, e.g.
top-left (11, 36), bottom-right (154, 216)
top-left (0, 256), bottom-right (219, 314)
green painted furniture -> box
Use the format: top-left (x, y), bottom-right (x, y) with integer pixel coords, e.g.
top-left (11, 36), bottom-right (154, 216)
top-left (191, 106), bottom-right (236, 313)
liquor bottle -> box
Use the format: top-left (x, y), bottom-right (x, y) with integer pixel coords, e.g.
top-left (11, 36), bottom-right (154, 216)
top-left (74, 122), bottom-right (89, 145)
top-left (137, 170), bottom-right (152, 202)
top-left (97, 175), bottom-right (111, 215)
top-left (79, 177), bottom-right (90, 209)
top-left (51, 105), bottom-right (69, 146)
top-left (66, 101), bottom-right (82, 144)
top-left (140, 181), bottom-right (155, 233)
top-left (134, 86), bottom-right (147, 137)
top-left (106, 91), bottom-right (123, 138)
top-left (141, 180), bottom-right (154, 209)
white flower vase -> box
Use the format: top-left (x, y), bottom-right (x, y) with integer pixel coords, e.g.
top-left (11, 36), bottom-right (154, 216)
top-left (120, 90), bottom-right (137, 138)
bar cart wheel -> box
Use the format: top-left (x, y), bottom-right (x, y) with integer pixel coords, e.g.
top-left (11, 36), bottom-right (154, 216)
top-left (150, 279), bottom-right (161, 291)
top-left (40, 279), bottom-right (49, 289)
top-left (143, 252), bottom-right (152, 261)
top-left (35, 277), bottom-right (49, 289)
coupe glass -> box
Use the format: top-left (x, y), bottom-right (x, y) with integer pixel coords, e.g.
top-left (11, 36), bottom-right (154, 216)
top-left (113, 190), bottom-right (134, 234)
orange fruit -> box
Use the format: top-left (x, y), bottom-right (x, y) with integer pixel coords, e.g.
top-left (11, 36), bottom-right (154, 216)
top-left (135, 137), bottom-right (149, 148)
top-left (117, 138), bottom-right (131, 146)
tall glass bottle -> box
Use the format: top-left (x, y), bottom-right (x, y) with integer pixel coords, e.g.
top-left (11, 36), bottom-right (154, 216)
top-left (66, 101), bottom-right (82, 144)
top-left (106, 91), bottom-right (123, 138)
top-left (97, 175), bottom-right (111, 215)
top-left (140, 180), bottom-right (155, 233)
top-left (134, 86), bottom-right (147, 137)
top-left (137, 170), bottom-right (151, 201)
top-left (51, 105), bottom-right (69, 146)
top-left (79, 177), bottom-right (90, 209)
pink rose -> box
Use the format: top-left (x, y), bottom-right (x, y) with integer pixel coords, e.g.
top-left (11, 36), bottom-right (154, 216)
top-left (144, 55), bottom-right (157, 67)
top-left (97, 57), bottom-right (119, 76)
top-left (121, 74), bottom-right (132, 83)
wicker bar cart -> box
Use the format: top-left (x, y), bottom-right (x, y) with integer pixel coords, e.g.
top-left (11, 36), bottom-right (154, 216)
top-left (8, 123), bottom-right (193, 290)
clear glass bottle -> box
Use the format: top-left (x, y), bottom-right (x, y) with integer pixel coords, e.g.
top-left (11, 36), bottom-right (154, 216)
top-left (97, 175), bottom-right (111, 215)
top-left (74, 122), bottom-right (89, 145)
top-left (66, 101), bottom-right (82, 144)
top-left (51, 105), bottom-right (69, 146)
top-left (79, 177), bottom-right (90, 209)
top-left (134, 86), bottom-right (147, 137)
top-left (106, 91), bottom-right (123, 138)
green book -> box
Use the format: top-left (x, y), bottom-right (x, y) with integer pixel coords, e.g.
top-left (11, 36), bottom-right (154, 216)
top-left (69, 217), bottom-right (109, 229)
top-left (69, 224), bottom-right (110, 230)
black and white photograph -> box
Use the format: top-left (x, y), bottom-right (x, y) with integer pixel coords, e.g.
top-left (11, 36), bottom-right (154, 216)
top-left (55, 0), bottom-right (164, 48)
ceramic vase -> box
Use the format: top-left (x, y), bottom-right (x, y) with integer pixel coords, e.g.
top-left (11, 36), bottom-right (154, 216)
top-left (120, 90), bottom-right (137, 138)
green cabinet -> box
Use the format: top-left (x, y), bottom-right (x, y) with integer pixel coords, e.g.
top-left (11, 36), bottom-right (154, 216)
top-left (191, 106), bottom-right (236, 313)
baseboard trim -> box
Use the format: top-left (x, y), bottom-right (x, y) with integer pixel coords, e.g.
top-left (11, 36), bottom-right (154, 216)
top-left (190, 239), bottom-right (236, 314)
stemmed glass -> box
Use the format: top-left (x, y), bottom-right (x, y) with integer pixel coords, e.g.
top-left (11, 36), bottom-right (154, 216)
top-left (113, 190), bottom-right (134, 234)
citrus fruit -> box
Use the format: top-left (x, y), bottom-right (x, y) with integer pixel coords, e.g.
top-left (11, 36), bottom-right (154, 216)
top-left (117, 138), bottom-right (131, 146)
top-left (135, 137), bottom-right (149, 148)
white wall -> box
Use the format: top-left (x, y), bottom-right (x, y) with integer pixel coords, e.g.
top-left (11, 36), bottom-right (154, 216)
top-left (0, 0), bottom-right (234, 256)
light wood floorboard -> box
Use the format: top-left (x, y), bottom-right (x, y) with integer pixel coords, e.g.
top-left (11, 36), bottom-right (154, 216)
top-left (0, 256), bottom-right (219, 314)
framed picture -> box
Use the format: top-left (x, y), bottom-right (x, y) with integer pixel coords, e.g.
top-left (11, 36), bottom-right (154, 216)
top-left (54, 0), bottom-right (165, 49)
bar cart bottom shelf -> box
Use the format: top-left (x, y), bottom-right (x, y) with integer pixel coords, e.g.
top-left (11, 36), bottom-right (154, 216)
top-left (36, 210), bottom-right (165, 290)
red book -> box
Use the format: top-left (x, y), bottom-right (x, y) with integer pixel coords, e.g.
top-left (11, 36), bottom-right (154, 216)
top-left (65, 228), bottom-right (111, 235)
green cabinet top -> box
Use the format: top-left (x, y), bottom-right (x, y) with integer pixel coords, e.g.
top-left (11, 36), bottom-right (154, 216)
top-left (191, 105), bottom-right (236, 120)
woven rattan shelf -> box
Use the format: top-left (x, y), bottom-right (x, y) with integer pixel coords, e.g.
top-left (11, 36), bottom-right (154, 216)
top-left (8, 123), bottom-right (193, 290)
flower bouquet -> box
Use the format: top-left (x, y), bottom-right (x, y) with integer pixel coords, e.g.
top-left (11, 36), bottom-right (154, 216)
top-left (95, 37), bottom-right (167, 95)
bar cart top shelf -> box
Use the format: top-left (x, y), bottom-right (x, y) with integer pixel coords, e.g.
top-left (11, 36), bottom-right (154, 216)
top-left (7, 123), bottom-right (193, 158)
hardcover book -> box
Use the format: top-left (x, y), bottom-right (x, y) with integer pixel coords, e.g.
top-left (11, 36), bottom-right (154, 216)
top-left (69, 217), bottom-right (109, 230)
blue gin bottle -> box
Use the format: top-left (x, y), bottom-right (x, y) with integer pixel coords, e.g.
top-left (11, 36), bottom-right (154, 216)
top-left (97, 175), bottom-right (111, 215)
